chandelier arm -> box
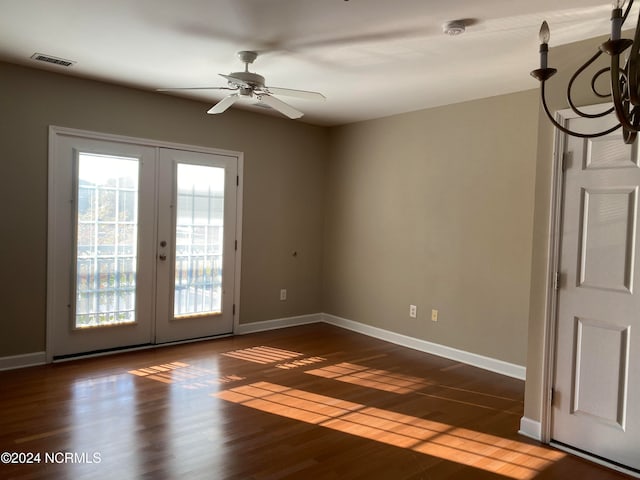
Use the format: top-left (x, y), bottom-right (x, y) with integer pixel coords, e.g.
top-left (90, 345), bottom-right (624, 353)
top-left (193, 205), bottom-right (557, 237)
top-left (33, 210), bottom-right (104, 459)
top-left (627, 8), bottom-right (640, 105)
top-left (624, 106), bottom-right (639, 143)
top-left (566, 50), bottom-right (615, 118)
top-left (623, 0), bottom-right (635, 23)
top-left (541, 81), bottom-right (622, 138)
top-left (610, 55), bottom-right (638, 131)
top-left (591, 68), bottom-right (615, 98)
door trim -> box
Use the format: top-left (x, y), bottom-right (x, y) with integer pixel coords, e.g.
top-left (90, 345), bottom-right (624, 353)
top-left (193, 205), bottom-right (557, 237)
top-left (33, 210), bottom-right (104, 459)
top-left (539, 106), bottom-right (572, 444)
top-left (46, 126), bottom-right (244, 362)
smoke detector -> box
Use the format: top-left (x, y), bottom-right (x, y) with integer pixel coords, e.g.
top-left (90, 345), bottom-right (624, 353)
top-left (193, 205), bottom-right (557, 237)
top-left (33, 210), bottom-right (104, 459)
top-left (443, 20), bottom-right (466, 36)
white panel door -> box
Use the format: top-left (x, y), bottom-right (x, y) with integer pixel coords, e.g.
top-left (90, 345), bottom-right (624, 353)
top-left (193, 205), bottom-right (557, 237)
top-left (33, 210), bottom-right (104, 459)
top-left (155, 148), bottom-right (237, 343)
top-left (553, 115), bottom-right (640, 471)
top-left (50, 136), bottom-right (157, 357)
top-left (49, 132), bottom-right (238, 358)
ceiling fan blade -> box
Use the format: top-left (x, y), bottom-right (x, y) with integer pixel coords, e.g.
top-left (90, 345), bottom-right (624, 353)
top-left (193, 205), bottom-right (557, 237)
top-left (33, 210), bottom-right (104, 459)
top-left (257, 94), bottom-right (303, 119)
top-left (219, 73), bottom-right (251, 88)
top-left (265, 86), bottom-right (326, 101)
top-left (207, 94), bottom-right (240, 114)
top-left (156, 86), bottom-right (235, 91)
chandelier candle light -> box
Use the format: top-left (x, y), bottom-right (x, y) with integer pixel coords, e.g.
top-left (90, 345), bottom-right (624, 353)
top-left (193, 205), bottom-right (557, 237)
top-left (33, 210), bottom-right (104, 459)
top-left (531, 0), bottom-right (640, 143)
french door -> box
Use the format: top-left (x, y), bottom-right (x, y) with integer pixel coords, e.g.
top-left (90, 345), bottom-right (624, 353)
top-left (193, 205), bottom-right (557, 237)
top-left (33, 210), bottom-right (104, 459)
top-left (48, 129), bottom-right (239, 358)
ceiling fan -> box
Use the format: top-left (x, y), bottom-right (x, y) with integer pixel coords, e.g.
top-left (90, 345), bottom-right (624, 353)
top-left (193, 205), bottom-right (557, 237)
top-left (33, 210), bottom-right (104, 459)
top-left (157, 50), bottom-right (325, 119)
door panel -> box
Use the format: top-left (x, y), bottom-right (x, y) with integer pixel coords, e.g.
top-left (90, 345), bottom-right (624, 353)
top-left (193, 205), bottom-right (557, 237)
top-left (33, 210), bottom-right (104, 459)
top-left (577, 187), bottom-right (636, 292)
top-left (553, 116), bottom-right (640, 470)
top-left (572, 317), bottom-right (629, 429)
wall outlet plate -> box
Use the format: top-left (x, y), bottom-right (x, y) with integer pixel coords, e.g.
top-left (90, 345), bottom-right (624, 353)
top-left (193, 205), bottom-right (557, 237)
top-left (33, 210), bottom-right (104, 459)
top-left (280, 289), bottom-right (287, 301)
top-left (431, 309), bottom-right (438, 322)
top-left (409, 305), bottom-right (417, 318)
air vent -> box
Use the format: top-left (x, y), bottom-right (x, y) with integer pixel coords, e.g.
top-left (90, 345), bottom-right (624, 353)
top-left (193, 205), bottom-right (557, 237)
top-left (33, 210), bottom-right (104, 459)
top-left (30, 53), bottom-right (75, 67)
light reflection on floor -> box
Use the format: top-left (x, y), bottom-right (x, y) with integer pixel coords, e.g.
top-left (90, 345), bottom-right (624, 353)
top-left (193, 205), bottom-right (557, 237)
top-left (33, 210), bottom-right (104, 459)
top-left (214, 381), bottom-right (565, 480)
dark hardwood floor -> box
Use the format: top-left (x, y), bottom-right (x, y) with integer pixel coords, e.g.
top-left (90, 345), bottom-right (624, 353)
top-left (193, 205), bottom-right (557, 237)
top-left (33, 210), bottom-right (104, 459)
top-left (0, 323), bottom-right (633, 479)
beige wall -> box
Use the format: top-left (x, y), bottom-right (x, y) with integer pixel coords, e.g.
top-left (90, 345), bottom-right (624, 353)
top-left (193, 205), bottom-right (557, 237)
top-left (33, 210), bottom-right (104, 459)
top-left (0, 62), bottom-right (327, 357)
top-left (323, 90), bottom-right (539, 366)
top-left (524, 34), bottom-right (613, 423)
top-left (0, 60), bottom-right (544, 367)
top-left (2, 34), bottom-right (609, 422)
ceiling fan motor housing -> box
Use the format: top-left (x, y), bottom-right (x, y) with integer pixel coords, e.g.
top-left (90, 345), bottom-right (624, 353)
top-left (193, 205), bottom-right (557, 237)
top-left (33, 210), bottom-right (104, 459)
top-left (227, 71), bottom-right (265, 89)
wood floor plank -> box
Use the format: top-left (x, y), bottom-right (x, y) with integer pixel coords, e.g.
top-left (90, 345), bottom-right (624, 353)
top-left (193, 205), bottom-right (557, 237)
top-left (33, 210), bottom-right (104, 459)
top-left (0, 323), bottom-right (634, 479)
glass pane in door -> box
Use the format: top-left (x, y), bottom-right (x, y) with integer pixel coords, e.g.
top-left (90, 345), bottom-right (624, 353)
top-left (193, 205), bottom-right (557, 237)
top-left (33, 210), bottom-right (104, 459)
top-left (75, 153), bottom-right (139, 328)
top-left (174, 164), bottom-right (225, 318)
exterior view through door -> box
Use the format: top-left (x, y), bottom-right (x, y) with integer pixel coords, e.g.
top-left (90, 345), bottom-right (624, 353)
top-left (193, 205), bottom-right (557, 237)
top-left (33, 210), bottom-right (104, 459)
top-left (48, 128), bottom-right (240, 359)
top-left (552, 111), bottom-right (640, 473)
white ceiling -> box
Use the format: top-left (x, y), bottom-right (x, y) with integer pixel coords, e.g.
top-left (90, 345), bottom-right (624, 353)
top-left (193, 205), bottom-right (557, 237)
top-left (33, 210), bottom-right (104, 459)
top-left (0, 0), bottom-right (631, 126)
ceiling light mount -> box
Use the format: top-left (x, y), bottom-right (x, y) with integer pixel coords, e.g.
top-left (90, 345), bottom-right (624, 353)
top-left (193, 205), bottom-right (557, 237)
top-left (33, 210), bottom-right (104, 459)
top-left (531, 0), bottom-right (640, 144)
top-left (443, 20), bottom-right (466, 36)
top-left (237, 50), bottom-right (258, 65)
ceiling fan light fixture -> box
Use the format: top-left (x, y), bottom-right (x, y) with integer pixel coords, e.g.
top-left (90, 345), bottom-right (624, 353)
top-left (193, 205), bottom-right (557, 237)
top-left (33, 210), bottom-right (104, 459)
top-left (443, 20), bottom-right (466, 36)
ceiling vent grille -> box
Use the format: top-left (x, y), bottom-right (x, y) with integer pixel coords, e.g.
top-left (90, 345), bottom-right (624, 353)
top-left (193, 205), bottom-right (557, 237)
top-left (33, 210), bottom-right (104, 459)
top-left (30, 53), bottom-right (75, 67)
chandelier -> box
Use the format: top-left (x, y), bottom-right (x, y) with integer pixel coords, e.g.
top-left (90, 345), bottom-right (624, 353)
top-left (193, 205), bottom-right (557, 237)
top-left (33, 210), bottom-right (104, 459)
top-left (531, 0), bottom-right (639, 143)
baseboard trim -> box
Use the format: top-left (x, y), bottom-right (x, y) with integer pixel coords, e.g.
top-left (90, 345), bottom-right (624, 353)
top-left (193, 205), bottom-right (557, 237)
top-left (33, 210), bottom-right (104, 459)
top-left (3, 314), bottom-right (525, 377)
top-left (518, 416), bottom-right (542, 441)
top-left (234, 313), bottom-right (323, 335)
top-left (0, 352), bottom-right (47, 371)
top-left (321, 313), bottom-right (526, 380)
top-left (235, 313), bottom-right (526, 380)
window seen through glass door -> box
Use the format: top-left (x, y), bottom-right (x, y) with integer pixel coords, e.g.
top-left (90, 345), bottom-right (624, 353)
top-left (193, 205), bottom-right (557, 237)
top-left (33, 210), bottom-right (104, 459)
top-left (174, 164), bottom-right (225, 318)
top-left (75, 153), bottom-right (139, 328)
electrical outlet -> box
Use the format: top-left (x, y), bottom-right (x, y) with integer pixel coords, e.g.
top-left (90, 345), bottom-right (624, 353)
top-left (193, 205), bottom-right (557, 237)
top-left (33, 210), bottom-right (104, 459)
top-left (409, 305), bottom-right (417, 318)
top-left (280, 289), bottom-right (287, 301)
top-left (431, 309), bottom-right (438, 322)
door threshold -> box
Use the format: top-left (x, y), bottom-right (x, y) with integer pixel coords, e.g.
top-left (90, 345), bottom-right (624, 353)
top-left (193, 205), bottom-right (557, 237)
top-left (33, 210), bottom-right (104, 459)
top-left (52, 333), bottom-right (233, 363)
top-left (155, 332), bottom-right (233, 348)
top-left (550, 440), bottom-right (640, 478)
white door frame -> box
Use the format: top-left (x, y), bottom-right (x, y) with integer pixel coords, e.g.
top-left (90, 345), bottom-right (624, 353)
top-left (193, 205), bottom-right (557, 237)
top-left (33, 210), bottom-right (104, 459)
top-left (46, 126), bottom-right (244, 362)
top-left (539, 106), bottom-right (576, 444)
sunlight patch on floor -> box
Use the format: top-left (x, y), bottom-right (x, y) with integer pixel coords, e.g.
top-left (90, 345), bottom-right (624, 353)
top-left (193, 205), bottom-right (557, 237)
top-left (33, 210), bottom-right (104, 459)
top-left (306, 362), bottom-right (523, 415)
top-left (305, 362), bottom-right (430, 394)
top-left (222, 346), bottom-right (303, 364)
top-left (276, 356), bottom-right (326, 370)
top-left (214, 381), bottom-right (565, 480)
